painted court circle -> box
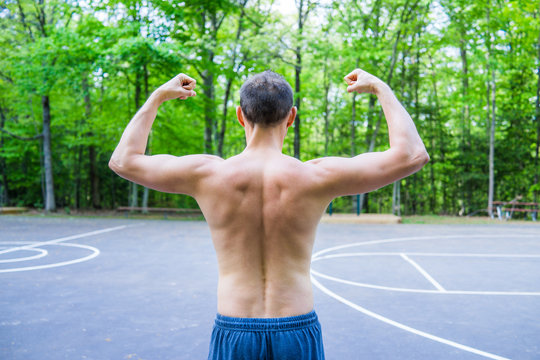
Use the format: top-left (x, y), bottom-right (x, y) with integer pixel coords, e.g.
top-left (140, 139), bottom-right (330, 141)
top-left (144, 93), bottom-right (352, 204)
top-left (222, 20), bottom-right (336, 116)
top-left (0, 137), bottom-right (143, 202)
top-left (0, 225), bottom-right (128, 273)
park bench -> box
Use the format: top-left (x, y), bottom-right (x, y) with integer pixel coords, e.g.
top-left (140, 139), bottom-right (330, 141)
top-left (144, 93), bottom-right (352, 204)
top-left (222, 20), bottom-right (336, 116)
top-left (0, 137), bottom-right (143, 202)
top-left (0, 207), bottom-right (27, 214)
top-left (493, 201), bottom-right (538, 221)
top-left (116, 206), bottom-right (202, 219)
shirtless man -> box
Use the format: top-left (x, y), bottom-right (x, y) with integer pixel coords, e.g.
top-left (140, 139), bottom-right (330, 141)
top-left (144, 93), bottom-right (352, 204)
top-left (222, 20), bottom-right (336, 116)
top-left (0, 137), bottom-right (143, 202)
top-left (109, 68), bottom-right (429, 359)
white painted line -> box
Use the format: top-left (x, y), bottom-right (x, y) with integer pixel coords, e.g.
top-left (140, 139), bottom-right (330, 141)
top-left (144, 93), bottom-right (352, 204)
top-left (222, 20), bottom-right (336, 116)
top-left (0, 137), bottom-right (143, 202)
top-left (311, 275), bottom-right (510, 360)
top-left (0, 241), bottom-right (35, 246)
top-left (310, 268), bottom-right (540, 296)
top-left (400, 254), bottom-right (446, 292)
top-left (315, 252), bottom-right (540, 259)
top-left (0, 243), bottom-right (100, 273)
top-left (311, 234), bottom-right (538, 260)
top-left (310, 234), bottom-right (538, 357)
top-left (311, 236), bottom-right (540, 295)
top-left (0, 225), bottom-right (128, 256)
top-left (0, 248), bottom-right (48, 263)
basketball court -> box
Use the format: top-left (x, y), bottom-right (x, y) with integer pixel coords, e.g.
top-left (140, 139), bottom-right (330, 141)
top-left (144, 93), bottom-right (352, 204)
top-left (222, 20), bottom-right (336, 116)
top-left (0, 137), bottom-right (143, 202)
top-left (1, 216), bottom-right (539, 359)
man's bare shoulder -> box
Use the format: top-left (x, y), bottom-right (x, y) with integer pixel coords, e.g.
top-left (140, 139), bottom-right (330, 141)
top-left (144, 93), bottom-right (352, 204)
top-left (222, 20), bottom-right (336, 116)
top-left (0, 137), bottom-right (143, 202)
top-left (274, 154), bottom-right (330, 189)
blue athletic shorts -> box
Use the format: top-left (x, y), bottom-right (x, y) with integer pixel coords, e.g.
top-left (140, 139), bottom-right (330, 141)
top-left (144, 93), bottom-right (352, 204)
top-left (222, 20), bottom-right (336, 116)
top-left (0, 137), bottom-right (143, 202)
top-left (208, 310), bottom-right (325, 360)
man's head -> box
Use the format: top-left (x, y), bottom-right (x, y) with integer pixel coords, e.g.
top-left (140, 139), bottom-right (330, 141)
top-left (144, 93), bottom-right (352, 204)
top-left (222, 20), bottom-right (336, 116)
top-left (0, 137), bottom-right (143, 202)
top-left (239, 71), bottom-right (294, 127)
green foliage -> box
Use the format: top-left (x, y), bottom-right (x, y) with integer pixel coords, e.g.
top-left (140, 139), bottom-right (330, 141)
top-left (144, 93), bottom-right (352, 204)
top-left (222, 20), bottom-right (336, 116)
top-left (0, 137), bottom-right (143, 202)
top-left (0, 0), bottom-right (539, 215)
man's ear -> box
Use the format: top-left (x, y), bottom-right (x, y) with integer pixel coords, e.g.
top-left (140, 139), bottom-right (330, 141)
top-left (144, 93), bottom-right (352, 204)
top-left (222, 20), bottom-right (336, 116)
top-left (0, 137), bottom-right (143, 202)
top-left (236, 106), bottom-right (245, 127)
top-left (286, 107), bottom-right (297, 128)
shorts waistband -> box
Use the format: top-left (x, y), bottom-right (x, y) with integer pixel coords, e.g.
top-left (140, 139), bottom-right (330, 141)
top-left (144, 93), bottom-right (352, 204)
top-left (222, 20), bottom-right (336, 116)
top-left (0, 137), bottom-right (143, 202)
top-left (214, 310), bottom-right (319, 331)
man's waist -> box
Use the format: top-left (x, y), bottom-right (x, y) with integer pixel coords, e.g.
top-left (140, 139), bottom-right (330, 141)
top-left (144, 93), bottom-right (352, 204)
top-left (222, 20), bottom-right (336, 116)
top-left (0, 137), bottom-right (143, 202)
top-left (213, 310), bottom-right (319, 331)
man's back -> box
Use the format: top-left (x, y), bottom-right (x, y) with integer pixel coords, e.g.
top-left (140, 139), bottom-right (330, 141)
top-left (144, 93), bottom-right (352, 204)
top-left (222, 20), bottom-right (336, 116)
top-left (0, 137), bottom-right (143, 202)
top-left (196, 149), bottom-right (330, 318)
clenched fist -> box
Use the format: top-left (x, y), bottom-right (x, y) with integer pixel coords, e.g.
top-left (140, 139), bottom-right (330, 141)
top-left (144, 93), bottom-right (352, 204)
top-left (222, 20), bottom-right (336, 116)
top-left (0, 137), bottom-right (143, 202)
top-left (155, 73), bottom-right (197, 103)
top-left (344, 68), bottom-right (385, 95)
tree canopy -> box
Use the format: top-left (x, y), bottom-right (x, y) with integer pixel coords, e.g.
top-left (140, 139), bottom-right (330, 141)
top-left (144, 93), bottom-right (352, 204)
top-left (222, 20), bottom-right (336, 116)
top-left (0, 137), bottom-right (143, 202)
top-left (1, 0), bottom-right (539, 217)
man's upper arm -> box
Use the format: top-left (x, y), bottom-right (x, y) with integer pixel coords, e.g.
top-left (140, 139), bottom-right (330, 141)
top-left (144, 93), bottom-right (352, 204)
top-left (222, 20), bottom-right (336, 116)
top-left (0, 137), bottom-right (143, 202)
top-left (306, 148), bottom-right (425, 198)
top-left (109, 153), bottom-right (222, 196)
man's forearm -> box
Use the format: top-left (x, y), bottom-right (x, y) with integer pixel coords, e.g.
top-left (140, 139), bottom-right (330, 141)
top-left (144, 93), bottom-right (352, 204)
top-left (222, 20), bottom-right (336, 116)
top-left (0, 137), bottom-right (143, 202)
top-left (110, 92), bottom-right (162, 168)
top-left (374, 82), bottom-right (427, 157)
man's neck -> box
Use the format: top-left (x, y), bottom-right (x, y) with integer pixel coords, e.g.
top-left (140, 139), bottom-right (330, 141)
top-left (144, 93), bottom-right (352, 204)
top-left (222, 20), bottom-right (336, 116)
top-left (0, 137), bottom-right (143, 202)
top-left (244, 125), bottom-right (286, 153)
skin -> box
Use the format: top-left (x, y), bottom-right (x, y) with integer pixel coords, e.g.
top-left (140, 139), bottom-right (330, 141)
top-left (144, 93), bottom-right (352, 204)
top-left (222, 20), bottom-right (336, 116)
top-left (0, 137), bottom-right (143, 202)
top-left (109, 69), bottom-right (429, 318)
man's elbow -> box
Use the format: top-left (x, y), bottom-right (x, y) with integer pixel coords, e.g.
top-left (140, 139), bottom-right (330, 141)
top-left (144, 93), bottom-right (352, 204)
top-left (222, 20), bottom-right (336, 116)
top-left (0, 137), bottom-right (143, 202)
top-left (108, 158), bottom-right (118, 173)
top-left (109, 156), bottom-right (124, 175)
top-left (109, 153), bottom-right (140, 177)
top-left (412, 148), bottom-right (430, 169)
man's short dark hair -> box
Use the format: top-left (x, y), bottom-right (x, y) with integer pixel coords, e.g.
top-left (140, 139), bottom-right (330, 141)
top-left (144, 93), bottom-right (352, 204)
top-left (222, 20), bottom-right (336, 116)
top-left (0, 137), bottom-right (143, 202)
top-left (239, 71), bottom-right (293, 127)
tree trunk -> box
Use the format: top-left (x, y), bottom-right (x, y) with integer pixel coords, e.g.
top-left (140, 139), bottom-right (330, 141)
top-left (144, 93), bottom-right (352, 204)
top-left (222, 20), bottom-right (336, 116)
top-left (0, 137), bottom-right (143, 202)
top-left (142, 65), bottom-right (150, 213)
top-left (129, 182), bottom-right (138, 209)
top-left (75, 145), bottom-right (83, 208)
top-left (488, 68), bottom-right (496, 218)
top-left (460, 37), bottom-right (470, 141)
top-left (293, 48), bottom-right (302, 159)
top-left (323, 87), bottom-right (330, 156)
top-left (203, 64), bottom-right (215, 154)
top-left (82, 76), bottom-right (100, 209)
top-left (428, 110), bottom-right (436, 211)
top-left (392, 181), bottom-right (401, 216)
top-left (42, 95), bottom-right (55, 212)
top-left (459, 37), bottom-right (471, 214)
top-left (89, 146), bottom-right (100, 208)
top-left (110, 170), bottom-right (116, 209)
top-left (429, 55), bottom-right (446, 212)
top-left (534, 28), bottom-right (540, 204)
top-left (134, 69), bottom-right (141, 113)
top-left (413, 47), bottom-right (421, 214)
top-left (130, 70), bottom-right (142, 209)
top-left (323, 67), bottom-right (330, 156)
top-left (486, 5), bottom-right (495, 218)
top-left (293, 0), bottom-right (305, 159)
top-left (218, 79), bottom-right (233, 157)
top-left (392, 181), bottom-right (397, 215)
top-left (0, 108), bottom-right (9, 205)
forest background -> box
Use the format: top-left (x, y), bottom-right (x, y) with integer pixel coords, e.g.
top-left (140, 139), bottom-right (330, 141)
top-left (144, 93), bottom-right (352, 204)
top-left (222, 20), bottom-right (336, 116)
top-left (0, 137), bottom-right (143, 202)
top-left (0, 0), bottom-right (539, 218)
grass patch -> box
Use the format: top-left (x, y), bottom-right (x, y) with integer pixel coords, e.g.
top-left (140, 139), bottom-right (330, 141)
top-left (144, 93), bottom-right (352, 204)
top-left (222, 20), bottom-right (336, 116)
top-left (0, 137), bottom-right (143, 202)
top-left (17, 208), bottom-right (205, 221)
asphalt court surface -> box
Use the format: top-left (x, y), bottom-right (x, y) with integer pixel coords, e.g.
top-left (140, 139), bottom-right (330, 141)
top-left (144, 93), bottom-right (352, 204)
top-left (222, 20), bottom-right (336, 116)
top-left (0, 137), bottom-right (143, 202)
top-left (1, 216), bottom-right (539, 359)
